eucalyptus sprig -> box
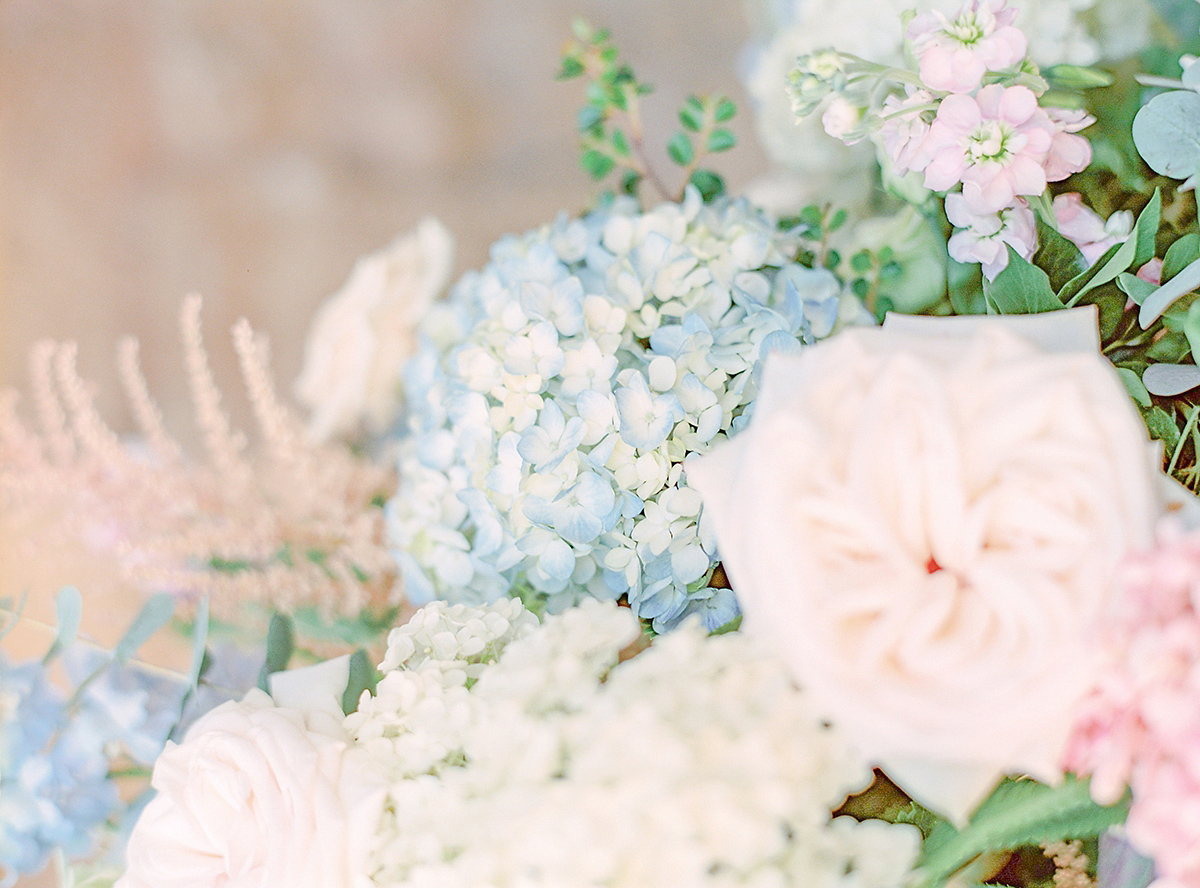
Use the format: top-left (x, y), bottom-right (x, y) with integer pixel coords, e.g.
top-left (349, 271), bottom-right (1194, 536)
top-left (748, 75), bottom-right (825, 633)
top-left (558, 19), bottom-right (738, 204)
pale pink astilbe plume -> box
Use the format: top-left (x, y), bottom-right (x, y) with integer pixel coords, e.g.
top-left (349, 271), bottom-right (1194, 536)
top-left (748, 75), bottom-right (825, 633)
top-left (1064, 522), bottom-right (1200, 888)
top-left (0, 296), bottom-right (400, 624)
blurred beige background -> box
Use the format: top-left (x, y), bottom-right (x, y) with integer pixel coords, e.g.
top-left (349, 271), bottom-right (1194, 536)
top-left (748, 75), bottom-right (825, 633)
top-left (0, 0), bottom-right (769, 438)
top-left (0, 5), bottom-right (767, 881)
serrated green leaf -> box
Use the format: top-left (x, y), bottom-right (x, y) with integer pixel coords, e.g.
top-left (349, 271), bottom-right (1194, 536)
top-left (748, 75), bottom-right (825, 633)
top-left (42, 586), bottom-right (83, 665)
top-left (984, 248), bottom-right (1063, 314)
top-left (1116, 367), bottom-right (1153, 407)
top-left (706, 128), bottom-right (736, 153)
top-left (1033, 216), bottom-right (1088, 292)
top-left (678, 105), bottom-right (702, 132)
top-left (256, 612), bottom-right (295, 692)
top-left (113, 594), bottom-right (175, 664)
top-left (1163, 232), bottom-right (1200, 282)
top-left (714, 97), bottom-right (736, 122)
top-left (916, 777), bottom-right (1128, 888)
top-left (688, 169), bottom-right (725, 202)
top-left (580, 149), bottom-right (615, 179)
top-left (341, 648), bottom-right (381, 715)
top-left (1063, 190), bottom-right (1161, 306)
top-left (667, 132), bottom-right (694, 166)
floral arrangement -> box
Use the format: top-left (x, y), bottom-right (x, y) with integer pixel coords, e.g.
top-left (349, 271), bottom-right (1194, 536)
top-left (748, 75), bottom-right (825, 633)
top-left (9, 2), bottom-right (1200, 888)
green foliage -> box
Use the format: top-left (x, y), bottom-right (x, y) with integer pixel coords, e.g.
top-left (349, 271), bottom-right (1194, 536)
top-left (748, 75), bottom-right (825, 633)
top-left (1133, 90), bottom-right (1200, 191)
top-left (42, 586), bottom-right (83, 665)
top-left (984, 249), bottom-right (1062, 314)
top-left (341, 648), bottom-right (380, 715)
top-left (114, 594), bottom-right (175, 664)
top-left (915, 777), bottom-right (1129, 888)
top-left (256, 611), bottom-right (295, 692)
top-left (559, 21), bottom-right (738, 204)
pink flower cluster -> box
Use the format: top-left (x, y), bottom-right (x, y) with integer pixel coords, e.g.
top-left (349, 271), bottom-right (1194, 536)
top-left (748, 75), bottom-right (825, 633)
top-left (878, 0), bottom-right (1099, 279)
top-left (1064, 523), bottom-right (1200, 888)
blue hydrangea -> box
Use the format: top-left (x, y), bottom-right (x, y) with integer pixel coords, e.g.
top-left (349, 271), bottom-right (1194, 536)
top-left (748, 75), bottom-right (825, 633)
top-left (0, 657), bottom-right (118, 886)
top-left (388, 188), bottom-right (866, 631)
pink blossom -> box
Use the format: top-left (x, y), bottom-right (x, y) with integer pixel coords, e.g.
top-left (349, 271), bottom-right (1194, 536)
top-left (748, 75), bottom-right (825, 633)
top-left (946, 193), bottom-right (1036, 279)
top-left (878, 89), bottom-right (936, 175)
top-left (923, 85), bottom-right (1053, 214)
top-left (1041, 107), bottom-right (1095, 181)
top-left (1053, 193), bottom-right (1132, 266)
top-left (1064, 523), bottom-right (1200, 888)
top-left (1138, 258), bottom-right (1164, 286)
top-left (906, 0), bottom-right (1027, 94)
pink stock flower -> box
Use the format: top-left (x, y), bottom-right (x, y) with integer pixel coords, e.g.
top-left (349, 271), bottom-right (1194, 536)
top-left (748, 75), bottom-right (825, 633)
top-left (923, 84), bottom-right (1053, 214)
top-left (878, 89), bottom-right (936, 175)
top-left (1042, 107), bottom-right (1095, 181)
top-left (906, 0), bottom-right (1027, 94)
top-left (1064, 523), bottom-right (1200, 888)
top-left (1138, 258), bottom-right (1164, 286)
top-left (1053, 193), bottom-right (1131, 266)
top-left (946, 193), bottom-right (1036, 279)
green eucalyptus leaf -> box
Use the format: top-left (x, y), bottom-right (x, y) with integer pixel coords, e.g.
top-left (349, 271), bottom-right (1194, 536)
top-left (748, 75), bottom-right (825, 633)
top-left (256, 611), bottom-right (295, 692)
top-left (1117, 272), bottom-right (1157, 305)
top-left (1143, 363), bottom-right (1200, 396)
top-left (114, 594), bottom-right (175, 664)
top-left (341, 648), bottom-right (381, 716)
top-left (1133, 91), bottom-right (1200, 190)
top-left (1139, 255), bottom-right (1200, 327)
top-left (706, 128), bottom-right (736, 153)
top-left (42, 586), bottom-right (83, 665)
top-left (915, 777), bottom-right (1128, 888)
top-left (983, 248), bottom-right (1062, 314)
top-left (667, 132), bottom-right (694, 166)
top-left (1163, 233), bottom-right (1200, 283)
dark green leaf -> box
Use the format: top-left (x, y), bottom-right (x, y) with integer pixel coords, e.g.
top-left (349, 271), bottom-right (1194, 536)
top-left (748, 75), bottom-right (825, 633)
top-left (256, 612), bottom-right (295, 692)
top-left (1032, 216), bottom-right (1088, 291)
top-left (706, 128), bottom-right (736, 153)
top-left (915, 777), bottom-right (1128, 888)
top-left (43, 586), bottom-right (83, 665)
top-left (1163, 232), bottom-right (1200, 282)
top-left (1144, 405), bottom-right (1181, 453)
top-left (714, 97), bottom-right (737, 122)
top-left (984, 248), bottom-right (1063, 314)
top-left (114, 594), bottom-right (175, 663)
top-left (620, 169), bottom-right (642, 196)
top-left (678, 104), bottom-right (702, 132)
top-left (580, 149), bottom-right (615, 179)
top-left (688, 169), bottom-right (725, 202)
top-left (341, 649), bottom-right (381, 715)
top-left (667, 132), bottom-right (694, 166)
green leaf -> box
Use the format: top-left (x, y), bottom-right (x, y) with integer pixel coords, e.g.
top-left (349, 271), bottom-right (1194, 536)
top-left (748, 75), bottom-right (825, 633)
top-left (1042, 64), bottom-right (1115, 89)
top-left (619, 168), bottom-right (642, 196)
top-left (113, 594), bottom-right (175, 664)
top-left (580, 149), bottom-right (615, 179)
top-left (341, 649), bottom-right (381, 715)
top-left (1032, 216), bottom-right (1088, 292)
top-left (667, 131), bottom-right (694, 166)
top-left (1144, 405), bottom-right (1181, 453)
top-left (557, 55), bottom-right (585, 80)
top-left (915, 777), bottom-right (1128, 888)
top-left (688, 169), bottom-right (725, 202)
top-left (610, 128), bottom-right (630, 157)
top-left (1117, 272), bottom-right (1157, 305)
top-left (984, 248), bottom-right (1063, 314)
top-left (1139, 255), bottom-right (1200, 327)
top-left (828, 208), bottom-right (848, 233)
top-left (1163, 232), bottom-right (1200, 282)
top-left (678, 104), bottom-right (702, 132)
top-left (714, 97), bottom-right (737, 122)
top-left (1133, 90), bottom-right (1200, 190)
top-left (1116, 367), bottom-right (1153, 407)
top-left (256, 612), bottom-right (295, 692)
top-left (1063, 190), bottom-right (1161, 306)
top-left (576, 104), bottom-right (604, 132)
top-left (42, 586), bottom-right (83, 665)
top-left (187, 596), bottom-right (210, 691)
top-left (706, 128), bottom-right (736, 153)
top-left (1184, 300), bottom-right (1200, 360)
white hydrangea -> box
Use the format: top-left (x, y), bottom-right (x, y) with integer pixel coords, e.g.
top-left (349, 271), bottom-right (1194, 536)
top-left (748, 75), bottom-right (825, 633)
top-left (742, 0), bottom-right (1153, 214)
top-left (388, 188), bottom-right (865, 631)
top-left (360, 599), bottom-right (921, 888)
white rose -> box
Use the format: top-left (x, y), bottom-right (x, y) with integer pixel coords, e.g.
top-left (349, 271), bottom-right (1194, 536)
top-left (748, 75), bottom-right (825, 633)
top-left (117, 689), bottom-right (385, 888)
top-left (295, 217), bottom-right (454, 441)
top-left (687, 309), bottom-right (1161, 820)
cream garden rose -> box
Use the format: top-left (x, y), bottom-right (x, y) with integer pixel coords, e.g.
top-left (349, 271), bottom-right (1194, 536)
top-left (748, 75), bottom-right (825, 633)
top-left (686, 310), bottom-right (1161, 820)
top-left (295, 217), bottom-right (454, 442)
top-left (116, 689), bottom-right (385, 888)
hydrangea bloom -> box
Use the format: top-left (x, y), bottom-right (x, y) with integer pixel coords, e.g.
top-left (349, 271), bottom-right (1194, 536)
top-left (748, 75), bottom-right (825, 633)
top-left (358, 599), bottom-right (921, 888)
top-left (388, 188), bottom-right (864, 630)
top-left (0, 657), bottom-right (119, 886)
top-left (1065, 523), bottom-right (1200, 888)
